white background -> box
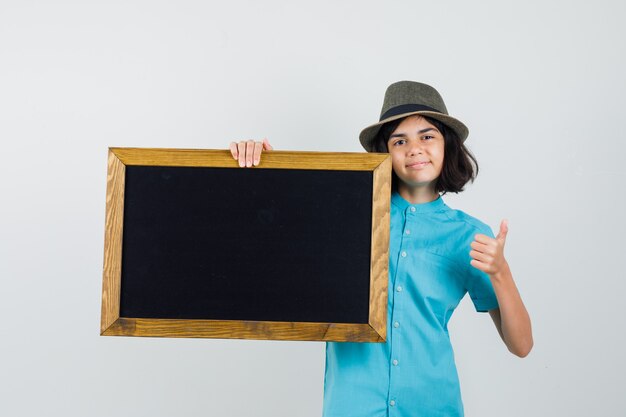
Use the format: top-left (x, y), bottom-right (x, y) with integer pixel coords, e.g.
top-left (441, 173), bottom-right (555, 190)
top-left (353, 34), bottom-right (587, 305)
top-left (1, 0), bottom-right (625, 416)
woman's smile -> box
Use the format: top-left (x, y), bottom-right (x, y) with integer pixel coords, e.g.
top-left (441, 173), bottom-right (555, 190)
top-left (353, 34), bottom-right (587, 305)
top-left (406, 161), bottom-right (431, 169)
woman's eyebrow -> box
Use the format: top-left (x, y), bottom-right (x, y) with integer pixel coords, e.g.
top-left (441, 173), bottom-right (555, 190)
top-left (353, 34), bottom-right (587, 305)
top-left (389, 132), bottom-right (407, 139)
top-left (390, 127), bottom-right (438, 139)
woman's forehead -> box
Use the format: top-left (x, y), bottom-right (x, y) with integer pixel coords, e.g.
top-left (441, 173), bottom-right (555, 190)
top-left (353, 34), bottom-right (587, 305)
top-left (393, 115), bottom-right (438, 133)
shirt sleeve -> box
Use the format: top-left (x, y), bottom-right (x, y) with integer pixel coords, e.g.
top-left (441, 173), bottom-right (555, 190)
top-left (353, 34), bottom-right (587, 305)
top-left (465, 224), bottom-right (499, 313)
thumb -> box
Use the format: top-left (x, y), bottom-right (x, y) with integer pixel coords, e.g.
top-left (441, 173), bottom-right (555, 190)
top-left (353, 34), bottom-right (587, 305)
top-left (262, 138), bottom-right (273, 151)
top-left (496, 219), bottom-right (508, 244)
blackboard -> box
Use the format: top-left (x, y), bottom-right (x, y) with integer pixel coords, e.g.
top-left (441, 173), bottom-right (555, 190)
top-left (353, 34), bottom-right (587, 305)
top-left (101, 148), bottom-right (391, 342)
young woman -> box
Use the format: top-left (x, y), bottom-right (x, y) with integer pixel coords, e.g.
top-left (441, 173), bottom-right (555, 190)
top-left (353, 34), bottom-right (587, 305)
top-left (230, 81), bottom-right (532, 417)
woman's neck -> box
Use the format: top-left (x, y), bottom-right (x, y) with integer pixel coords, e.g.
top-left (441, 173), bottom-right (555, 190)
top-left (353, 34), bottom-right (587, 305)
top-left (397, 182), bottom-right (439, 204)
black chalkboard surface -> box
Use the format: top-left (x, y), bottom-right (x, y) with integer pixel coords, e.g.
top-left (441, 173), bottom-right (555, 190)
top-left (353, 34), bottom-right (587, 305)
top-left (101, 148), bottom-right (391, 342)
top-left (121, 165), bottom-right (372, 323)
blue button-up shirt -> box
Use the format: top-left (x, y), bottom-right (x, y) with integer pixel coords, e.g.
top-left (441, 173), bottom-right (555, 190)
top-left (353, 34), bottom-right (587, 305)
top-left (323, 191), bottom-right (499, 417)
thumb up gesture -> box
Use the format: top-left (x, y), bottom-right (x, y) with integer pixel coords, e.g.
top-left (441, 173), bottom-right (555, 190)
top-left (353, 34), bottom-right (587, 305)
top-left (470, 220), bottom-right (510, 277)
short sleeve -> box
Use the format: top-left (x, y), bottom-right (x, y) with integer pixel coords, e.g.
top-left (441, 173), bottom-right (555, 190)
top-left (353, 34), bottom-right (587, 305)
top-left (466, 225), bottom-right (499, 313)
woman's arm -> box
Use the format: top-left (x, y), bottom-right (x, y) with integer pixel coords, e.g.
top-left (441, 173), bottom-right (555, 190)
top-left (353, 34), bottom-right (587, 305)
top-left (470, 220), bottom-right (533, 358)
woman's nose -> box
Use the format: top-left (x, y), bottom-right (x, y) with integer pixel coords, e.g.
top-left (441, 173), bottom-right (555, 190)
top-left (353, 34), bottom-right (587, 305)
top-left (408, 140), bottom-right (423, 155)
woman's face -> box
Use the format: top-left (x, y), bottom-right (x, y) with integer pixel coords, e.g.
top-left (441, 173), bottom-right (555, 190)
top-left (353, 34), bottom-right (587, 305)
top-left (386, 115), bottom-right (445, 191)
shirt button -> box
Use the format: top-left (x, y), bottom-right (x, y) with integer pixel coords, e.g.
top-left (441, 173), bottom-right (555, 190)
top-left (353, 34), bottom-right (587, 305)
top-left (393, 321), bottom-right (400, 328)
top-left (401, 251), bottom-right (407, 257)
top-left (392, 359), bottom-right (399, 366)
top-left (405, 229), bottom-right (411, 235)
top-left (410, 206), bottom-right (416, 212)
top-left (396, 286), bottom-right (403, 292)
top-left (390, 400), bottom-right (396, 407)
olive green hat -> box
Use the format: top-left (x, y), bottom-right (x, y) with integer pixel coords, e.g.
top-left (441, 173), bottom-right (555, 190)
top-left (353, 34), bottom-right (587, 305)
top-left (359, 81), bottom-right (469, 152)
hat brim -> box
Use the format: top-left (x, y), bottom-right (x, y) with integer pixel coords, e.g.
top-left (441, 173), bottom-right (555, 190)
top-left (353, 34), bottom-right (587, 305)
top-left (359, 111), bottom-right (469, 152)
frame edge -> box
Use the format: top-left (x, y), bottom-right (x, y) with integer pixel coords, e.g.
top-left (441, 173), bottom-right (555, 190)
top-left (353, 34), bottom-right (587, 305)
top-left (103, 318), bottom-right (385, 342)
top-left (101, 149), bottom-right (125, 334)
top-left (368, 155), bottom-right (392, 341)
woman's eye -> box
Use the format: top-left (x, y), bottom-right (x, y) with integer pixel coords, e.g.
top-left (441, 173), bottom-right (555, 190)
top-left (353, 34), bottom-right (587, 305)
top-left (422, 135), bottom-right (434, 141)
top-left (393, 139), bottom-right (406, 146)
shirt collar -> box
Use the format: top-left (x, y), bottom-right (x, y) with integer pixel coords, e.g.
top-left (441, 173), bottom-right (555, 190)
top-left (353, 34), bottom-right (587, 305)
top-left (391, 190), bottom-right (447, 214)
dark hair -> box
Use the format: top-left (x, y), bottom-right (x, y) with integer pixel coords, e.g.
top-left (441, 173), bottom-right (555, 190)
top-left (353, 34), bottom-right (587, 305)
top-left (373, 115), bottom-right (478, 195)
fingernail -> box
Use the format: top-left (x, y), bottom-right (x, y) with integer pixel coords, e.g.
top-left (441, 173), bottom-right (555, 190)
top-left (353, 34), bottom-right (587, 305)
top-left (239, 160), bottom-right (244, 167)
top-left (254, 159), bottom-right (259, 166)
top-left (246, 160), bottom-right (252, 167)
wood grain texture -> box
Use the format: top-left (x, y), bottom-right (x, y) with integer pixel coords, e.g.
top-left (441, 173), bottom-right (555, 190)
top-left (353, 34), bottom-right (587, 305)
top-left (103, 318), bottom-right (385, 342)
top-left (110, 147), bottom-right (388, 171)
top-left (100, 150), bottom-right (125, 334)
top-left (368, 156), bottom-right (392, 340)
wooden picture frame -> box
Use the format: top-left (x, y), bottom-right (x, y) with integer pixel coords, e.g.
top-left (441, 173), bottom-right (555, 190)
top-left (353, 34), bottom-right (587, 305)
top-left (101, 147), bottom-right (391, 342)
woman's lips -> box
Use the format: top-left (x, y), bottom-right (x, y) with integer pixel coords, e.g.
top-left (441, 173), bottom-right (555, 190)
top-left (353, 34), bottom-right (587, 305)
top-left (406, 161), bottom-right (430, 169)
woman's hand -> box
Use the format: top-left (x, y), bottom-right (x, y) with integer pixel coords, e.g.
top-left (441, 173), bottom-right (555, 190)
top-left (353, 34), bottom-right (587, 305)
top-left (229, 138), bottom-right (273, 167)
top-left (470, 219), bottom-right (509, 279)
